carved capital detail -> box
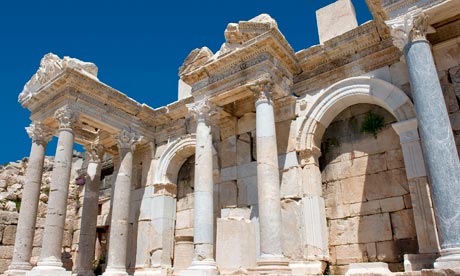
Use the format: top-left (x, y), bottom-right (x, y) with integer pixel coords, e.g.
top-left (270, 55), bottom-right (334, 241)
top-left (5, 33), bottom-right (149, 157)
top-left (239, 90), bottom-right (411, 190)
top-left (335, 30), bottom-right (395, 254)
top-left (85, 143), bottom-right (105, 163)
top-left (386, 10), bottom-right (435, 51)
top-left (114, 129), bottom-right (142, 151)
top-left (298, 147), bottom-right (321, 167)
top-left (26, 122), bottom-right (53, 145)
top-left (249, 75), bottom-right (273, 103)
top-left (54, 106), bottom-right (78, 129)
top-left (186, 98), bottom-right (218, 123)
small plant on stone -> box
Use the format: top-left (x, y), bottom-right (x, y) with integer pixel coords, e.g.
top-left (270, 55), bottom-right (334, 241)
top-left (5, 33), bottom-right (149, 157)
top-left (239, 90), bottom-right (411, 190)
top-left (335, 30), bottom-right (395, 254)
top-left (360, 112), bottom-right (385, 138)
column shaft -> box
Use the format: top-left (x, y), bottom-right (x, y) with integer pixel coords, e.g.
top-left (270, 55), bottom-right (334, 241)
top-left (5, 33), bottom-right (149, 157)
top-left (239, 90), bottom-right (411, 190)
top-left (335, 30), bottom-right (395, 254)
top-left (38, 128), bottom-right (75, 268)
top-left (104, 129), bottom-right (140, 276)
top-left (105, 149), bottom-right (132, 274)
top-left (75, 147), bottom-right (103, 276)
top-left (193, 116), bottom-right (214, 261)
top-left (9, 123), bottom-right (50, 273)
top-left (255, 93), bottom-right (285, 263)
top-left (405, 39), bottom-right (460, 260)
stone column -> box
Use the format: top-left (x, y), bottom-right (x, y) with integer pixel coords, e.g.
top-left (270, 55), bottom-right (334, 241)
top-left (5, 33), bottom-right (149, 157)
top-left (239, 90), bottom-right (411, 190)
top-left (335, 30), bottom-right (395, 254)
top-left (249, 79), bottom-right (289, 272)
top-left (7, 123), bottom-right (52, 275)
top-left (388, 10), bottom-right (460, 268)
top-left (75, 143), bottom-right (105, 276)
top-left (183, 99), bottom-right (218, 274)
top-left (103, 129), bottom-right (141, 276)
top-left (28, 106), bottom-right (78, 276)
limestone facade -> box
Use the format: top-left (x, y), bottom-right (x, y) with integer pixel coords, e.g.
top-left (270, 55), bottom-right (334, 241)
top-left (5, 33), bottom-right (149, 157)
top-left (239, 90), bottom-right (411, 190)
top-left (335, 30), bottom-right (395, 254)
top-left (3, 0), bottom-right (460, 275)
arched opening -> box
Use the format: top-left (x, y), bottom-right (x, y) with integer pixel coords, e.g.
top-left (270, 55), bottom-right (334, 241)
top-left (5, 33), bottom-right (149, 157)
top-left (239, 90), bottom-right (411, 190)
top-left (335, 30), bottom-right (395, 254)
top-left (319, 104), bottom-right (418, 274)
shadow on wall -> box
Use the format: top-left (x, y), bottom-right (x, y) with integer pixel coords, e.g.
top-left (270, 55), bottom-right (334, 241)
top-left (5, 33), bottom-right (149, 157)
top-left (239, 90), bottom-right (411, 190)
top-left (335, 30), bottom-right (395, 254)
top-left (319, 104), bottom-right (418, 275)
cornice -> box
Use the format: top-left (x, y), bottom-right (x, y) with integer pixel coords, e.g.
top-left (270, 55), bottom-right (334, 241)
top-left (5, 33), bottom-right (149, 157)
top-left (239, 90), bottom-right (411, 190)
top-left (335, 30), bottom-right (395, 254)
top-left (180, 27), bottom-right (301, 87)
top-left (296, 21), bottom-right (383, 73)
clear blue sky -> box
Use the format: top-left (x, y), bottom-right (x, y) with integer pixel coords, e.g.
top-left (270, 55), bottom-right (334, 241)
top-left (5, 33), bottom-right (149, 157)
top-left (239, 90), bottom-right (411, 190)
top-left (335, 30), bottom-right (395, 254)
top-left (0, 0), bottom-right (372, 164)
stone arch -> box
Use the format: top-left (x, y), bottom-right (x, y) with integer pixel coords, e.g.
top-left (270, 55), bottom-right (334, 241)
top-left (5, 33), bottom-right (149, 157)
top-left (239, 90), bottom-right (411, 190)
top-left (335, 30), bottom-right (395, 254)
top-left (297, 76), bottom-right (416, 153)
top-left (154, 134), bottom-right (196, 185)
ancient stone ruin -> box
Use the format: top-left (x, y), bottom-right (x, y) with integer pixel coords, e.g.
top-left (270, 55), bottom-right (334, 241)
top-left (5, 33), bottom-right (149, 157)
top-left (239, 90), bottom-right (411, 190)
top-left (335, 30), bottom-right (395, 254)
top-left (3, 0), bottom-right (460, 275)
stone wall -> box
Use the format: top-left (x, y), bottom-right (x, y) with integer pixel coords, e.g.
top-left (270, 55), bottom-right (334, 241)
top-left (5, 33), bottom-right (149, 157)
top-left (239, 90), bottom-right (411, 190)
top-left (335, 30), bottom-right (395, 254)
top-left (320, 104), bottom-right (418, 274)
top-left (0, 154), bottom-right (83, 274)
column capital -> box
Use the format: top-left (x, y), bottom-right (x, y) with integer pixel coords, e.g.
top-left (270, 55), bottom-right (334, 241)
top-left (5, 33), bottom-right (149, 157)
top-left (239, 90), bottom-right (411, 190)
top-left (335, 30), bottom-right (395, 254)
top-left (249, 76), bottom-right (273, 103)
top-left (386, 9), bottom-right (435, 51)
top-left (186, 98), bottom-right (219, 123)
top-left (114, 129), bottom-right (142, 151)
top-left (298, 146), bottom-right (321, 166)
top-left (26, 122), bottom-right (53, 145)
top-left (54, 106), bottom-right (79, 129)
top-left (84, 143), bottom-right (105, 163)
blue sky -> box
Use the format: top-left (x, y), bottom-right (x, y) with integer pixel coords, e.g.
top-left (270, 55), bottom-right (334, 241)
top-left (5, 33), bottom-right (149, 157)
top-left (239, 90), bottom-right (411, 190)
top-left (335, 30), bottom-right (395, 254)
top-left (0, 0), bottom-right (372, 164)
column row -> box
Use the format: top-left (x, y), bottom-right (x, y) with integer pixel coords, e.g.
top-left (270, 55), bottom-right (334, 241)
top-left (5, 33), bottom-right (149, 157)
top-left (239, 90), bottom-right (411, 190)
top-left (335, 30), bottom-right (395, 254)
top-left (7, 105), bottom-right (143, 276)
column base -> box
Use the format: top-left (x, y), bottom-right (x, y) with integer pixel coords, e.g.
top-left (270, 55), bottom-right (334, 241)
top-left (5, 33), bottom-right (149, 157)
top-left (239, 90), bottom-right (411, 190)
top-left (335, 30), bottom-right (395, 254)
top-left (434, 248), bottom-right (460, 269)
top-left (248, 255), bottom-right (291, 275)
top-left (5, 262), bottom-right (33, 276)
top-left (180, 260), bottom-right (218, 276)
top-left (73, 270), bottom-right (96, 276)
top-left (404, 253), bottom-right (439, 271)
top-left (134, 267), bottom-right (173, 276)
top-left (345, 262), bottom-right (392, 275)
top-left (26, 267), bottom-right (72, 276)
top-left (102, 267), bottom-right (129, 276)
top-left (288, 260), bottom-right (326, 275)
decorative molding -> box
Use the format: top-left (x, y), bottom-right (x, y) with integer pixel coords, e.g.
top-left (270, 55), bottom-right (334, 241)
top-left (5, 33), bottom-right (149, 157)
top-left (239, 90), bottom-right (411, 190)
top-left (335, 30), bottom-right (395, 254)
top-left (114, 129), bottom-right (142, 151)
top-left (297, 76), bottom-right (416, 152)
top-left (386, 9), bottom-right (435, 51)
top-left (19, 53), bottom-right (98, 105)
top-left (54, 106), bottom-right (79, 129)
top-left (25, 122), bottom-right (53, 145)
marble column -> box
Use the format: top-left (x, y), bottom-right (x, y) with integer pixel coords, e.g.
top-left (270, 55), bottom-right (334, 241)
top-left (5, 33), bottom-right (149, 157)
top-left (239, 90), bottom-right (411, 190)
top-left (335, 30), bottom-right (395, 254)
top-left (250, 79), bottom-right (289, 271)
top-left (183, 99), bottom-right (218, 274)
top-left (103, 129), bottom-right (141, 276)
top-left (387, 10), bottom-right (460, 268)
top-left (75, 143), bottom-right (105, 276)
top-left (7, 123), bottom-right (52, 275)
top-left (28, 106), bottom-right (78, 276)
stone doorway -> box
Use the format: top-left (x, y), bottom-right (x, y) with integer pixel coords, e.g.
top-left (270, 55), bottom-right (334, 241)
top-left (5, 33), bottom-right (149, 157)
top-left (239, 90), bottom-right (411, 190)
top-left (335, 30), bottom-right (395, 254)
top-left (319, 104), bottom-right (418, 274)
top-left (173, 154), bottom-right (195, 275)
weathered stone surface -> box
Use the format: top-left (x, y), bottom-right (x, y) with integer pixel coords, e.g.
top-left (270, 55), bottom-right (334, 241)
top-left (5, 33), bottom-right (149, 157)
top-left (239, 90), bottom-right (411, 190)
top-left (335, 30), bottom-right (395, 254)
top-left (391, 209), bottom-right (417, 239)
top-left (280, 167), bottom-right (302, 199)
top-left (237, 176), bottom-right (258, 206)
top-left (219, 136), bottom-right (237, 168)
top-left (2, 225), bottom-right (16, 245)
top-left (219, 181), bottom-right (237, 208)
top-left (215, 218), bottom-right (256, 272)
top-left (316, 0), bottom-right (358, 44)
top-left (329, 213), bottom-right (392, 246)
top-left (281, 199), bottom-right (303, 259)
